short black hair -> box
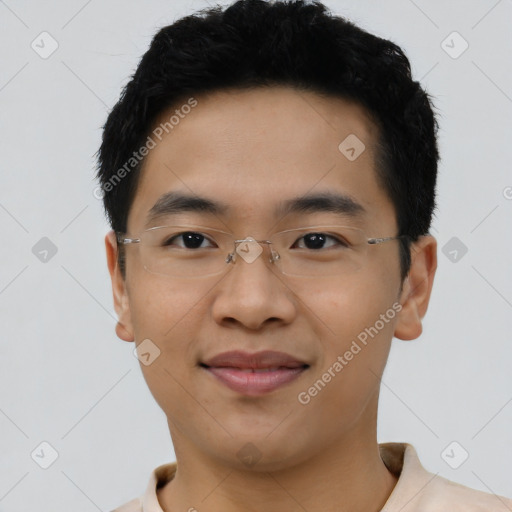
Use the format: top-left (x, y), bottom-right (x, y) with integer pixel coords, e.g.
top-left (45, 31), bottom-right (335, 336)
top-left (96, 0), bottom-right (439, 280)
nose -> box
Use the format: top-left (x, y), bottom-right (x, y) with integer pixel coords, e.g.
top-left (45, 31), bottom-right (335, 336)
top-left (211, 241), bottom-right (297, 331)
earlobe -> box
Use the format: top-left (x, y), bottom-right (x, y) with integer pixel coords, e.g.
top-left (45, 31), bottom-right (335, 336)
top-left (394, 235), bottom-right (437, 341)
top-left (115, 321), bottom-right (134, 342)
top-left (105, 230), bottom-right (135, 343)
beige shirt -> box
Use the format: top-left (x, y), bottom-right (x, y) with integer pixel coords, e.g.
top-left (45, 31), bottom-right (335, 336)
top-left (112, 443), bottom-right (512, 511)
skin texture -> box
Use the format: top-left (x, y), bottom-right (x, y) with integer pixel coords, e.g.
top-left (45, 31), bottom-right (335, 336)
top-left (105, 86), bottom-right (437, 512)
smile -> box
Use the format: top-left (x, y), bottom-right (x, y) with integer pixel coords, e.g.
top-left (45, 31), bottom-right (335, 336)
top-left (201, 365), bottom-right (309, 396)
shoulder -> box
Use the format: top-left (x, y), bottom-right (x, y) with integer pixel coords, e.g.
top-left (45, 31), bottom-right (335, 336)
top-left (381, 443), bottom-right (512, 511)
top-left (110, 497), bottom-right (142, 512)
top-left (422, 474), bottom-right (512, 511)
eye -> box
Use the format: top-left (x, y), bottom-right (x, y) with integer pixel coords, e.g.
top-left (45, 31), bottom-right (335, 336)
top-left (292, 232), bottom-right (350, 250)
top-left (163, 231), bottom-right (217, 249)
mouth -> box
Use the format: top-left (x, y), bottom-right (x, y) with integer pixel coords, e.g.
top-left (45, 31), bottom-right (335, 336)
top-left (199, 350), bottom-right (310, 396)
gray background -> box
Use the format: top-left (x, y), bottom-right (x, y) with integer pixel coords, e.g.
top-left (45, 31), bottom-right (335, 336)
top-left (0, 0), bottom-right (511, 510)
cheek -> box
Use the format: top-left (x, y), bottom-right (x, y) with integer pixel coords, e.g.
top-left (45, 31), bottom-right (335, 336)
top-left (127, 277), bottom-right (212, 389)
top-left (127, 278), bottom-right (209, 415)
top-left (299, 269), bottom-right (398, 335)
top-left (301, 301), bottom-right (396, 433)
top-left (323, 295), bottom-right (396, 369)
top-left (128, 275), bottom-right (208, 341)
top-left (302, 272), bottom-right (398, 393)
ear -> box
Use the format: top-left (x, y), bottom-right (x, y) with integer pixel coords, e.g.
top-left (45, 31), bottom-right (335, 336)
top-left (394, 235), bottom-right (437, 341)
top-left (105, 230), bottom-right (135, 342)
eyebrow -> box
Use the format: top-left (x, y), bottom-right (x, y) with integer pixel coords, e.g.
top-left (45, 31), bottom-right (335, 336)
top-left (144, 190), bottom-right (366, 227)
top-left (276, 191), bottom-right (365, 219)
top-left (145, 192), bottom-right (228, 227)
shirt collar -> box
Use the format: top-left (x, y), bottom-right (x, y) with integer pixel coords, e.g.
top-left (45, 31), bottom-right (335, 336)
top-left (142, 462), bottom-right (177, 512)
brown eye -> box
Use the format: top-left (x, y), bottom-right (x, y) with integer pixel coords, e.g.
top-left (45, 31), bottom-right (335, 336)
top-left (164, 232), bottom-right (215, 249)
top-left (293, 233), bottom-right (348, 250)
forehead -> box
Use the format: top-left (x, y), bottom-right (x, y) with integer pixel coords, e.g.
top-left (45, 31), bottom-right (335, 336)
top-left (127, 86), bottom-right (394, 232)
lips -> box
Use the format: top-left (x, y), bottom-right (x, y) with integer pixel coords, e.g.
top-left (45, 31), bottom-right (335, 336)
top-left (200, 350), bottom-right (309, 396)
top-left (202, 350), bottom-right (307, 369)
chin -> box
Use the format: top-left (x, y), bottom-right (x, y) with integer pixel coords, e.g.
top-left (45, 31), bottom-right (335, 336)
top-left (206, 433), bottom-right (314, 473)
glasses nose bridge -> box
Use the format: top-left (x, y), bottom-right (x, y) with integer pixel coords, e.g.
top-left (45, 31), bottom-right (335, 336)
top-left (227, 236), bottom-right (279, 267)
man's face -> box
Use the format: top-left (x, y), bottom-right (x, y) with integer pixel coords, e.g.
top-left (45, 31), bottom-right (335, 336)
top-left (109, 86), bottom-right (411, 470)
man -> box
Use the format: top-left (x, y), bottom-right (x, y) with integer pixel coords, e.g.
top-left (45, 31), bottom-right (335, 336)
top-left (96, 1), bottom-right (512, 510)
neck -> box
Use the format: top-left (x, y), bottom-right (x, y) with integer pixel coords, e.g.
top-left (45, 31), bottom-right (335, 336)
top-left (157, 410), bottom-right (398, 512)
